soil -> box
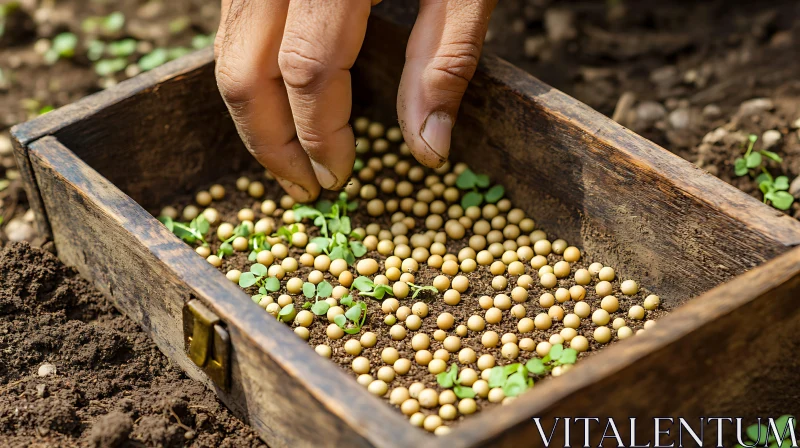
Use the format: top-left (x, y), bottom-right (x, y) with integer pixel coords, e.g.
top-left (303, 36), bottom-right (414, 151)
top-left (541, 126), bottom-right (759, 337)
top-left (0, 242), bottom-right (266, 447)
top-left (164, 134), bottom-right (667, 428)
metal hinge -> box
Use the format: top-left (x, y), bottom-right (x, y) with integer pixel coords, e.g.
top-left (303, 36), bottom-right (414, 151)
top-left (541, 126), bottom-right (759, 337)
top-left (183, 299), bottom-right (230, 391)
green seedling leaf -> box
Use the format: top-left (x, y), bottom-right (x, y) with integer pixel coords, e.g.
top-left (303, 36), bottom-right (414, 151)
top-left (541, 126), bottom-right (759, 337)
top-left (456, 168), bottom-right (478, 189)
top-left (158, 216), bottom-right (175, 231)
top-left (218, 242), bottom-right (233, 257)
top-left (503, 372), bottom-right (529, 397)
top-left (362, 284), bottom-right (393, 300)
top-left (761, 150), bottom-right (783, 163)
top-left (192, 33), bottom-right (215, 49)
top-left (436, 364), bottom-right (458, 389)
top-left (549, 344), bottom-right (564, 361)
top-left (488, 366), bottom-right (507, 388)
top-left (352, 276), bottom-right (374, 292)
top-left (769, 191), bottom-right (794, 210)
top-left (747, 424), bottom-right (768, 445)
top-left (333, 313), bottom-right (347, 328)
top-left (746, 152), bottom-right (762, 169)
top-left (278, 304), bottom-right (295, 322)
top-left (475, 174), bottom-right (491, 188)
top-left (525, 358), bottom-right (547, 375)
top-left (310, 301), bottom-right (330, 316)
top-left (559, 348), bottom-right (578, 365)
top-left (102, 11), bottom-right (125, 34)
top-left (454, 384), bottom-right (476, 399)
top-left (239, 272), bottom-right (257, 288)
top-left (303, 282), bottom-right (316, 298)
top-left (310, 237), bottom-right (331, 250)
top-left (138, 48), bottom-right (168, 71)
top-left (774, 176), bottom-right (790, 191)
top-left (734, 158), bottom-right (748, 176)
top-left (107, 38), bottom-right (137, 57)
top-left (340, 295), bottom-right (354, 307)
top-left (351, 241), bottom-right (367, 257)
top-left (317, 281), bottom-right (333, 298)
top-left (461, 191), bottom-right (483, 209)
top-left (251, 294), bottom-right (263, 304)
top-left (485, 185), bottom-right (505, 203)
top-left (340, 216), bottom-right (352, 234)
top-left (264, 277), bottom-right (281, 292)
top-left (250, 263), bottom-right (268, 276)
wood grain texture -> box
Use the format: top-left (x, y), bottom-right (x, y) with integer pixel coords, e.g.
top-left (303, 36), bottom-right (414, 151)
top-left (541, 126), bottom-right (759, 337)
top-left (28, 136), bottom-right (435, 448)
top-left (445, 244), bottom-right (800, 447)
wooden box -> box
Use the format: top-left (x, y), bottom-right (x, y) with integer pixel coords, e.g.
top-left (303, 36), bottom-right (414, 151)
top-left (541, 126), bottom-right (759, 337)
top-left (12, 16), bottom-right (800, 447)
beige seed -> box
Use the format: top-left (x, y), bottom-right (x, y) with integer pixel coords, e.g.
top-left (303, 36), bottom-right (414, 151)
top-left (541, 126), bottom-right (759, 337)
top-left (594, 326), bottom-right (612, 344)
top-left (536, 341), bottom-right (552, 357)
top-left (437, 313), bottom-right (455, 330)
top-left (563, 313), bottom-right (581, 329)
top-left (352, 357), bottom-right (370, 374)
top-left (485, 308), bottom-right (503, 324)
top-left (518, 317), bottom-right (534, 333)
top-left (390, 325), bottom-right (407, 340)
top-left (356, 259), bottom-right (379, 276)
top-left (571, 335), bottom-right (589, 352)
top-left (601, 295), bottom-right (620, 313)
top-left (596, 281), bottom-right (613, 297)
top-left (599, 266), bottom-right (616, 281)
top-left (443, 289), bottom-right (461, 305)
top-left (644, 294), bottom-right (660, 310)
top-left (360, 332), bottom-right (377, 348)
top-left (574, 302), bottom-right (591, 318)
top-left (534, 313), bottom-right (552, 330)
top-left (592, 309), bottom-right (610, 326)
top-left (501, 342), bottom-right (519, 360)
top-left (628, 305), bottom-right (645, 320)
top-left (540, 273), bottom-right (557, 288)
top-left (618, 326), bottom-right (633, 339)
top-left (443, 336), bottom-right (462, 352)
top-left (481, 331), bottom-right (499, 348)
top-left (511, 304), bottom-right (526, 319)
top-left (620, 280), bottom-right (639, 295)
top-left (315, 345), bottom-right (332, 358)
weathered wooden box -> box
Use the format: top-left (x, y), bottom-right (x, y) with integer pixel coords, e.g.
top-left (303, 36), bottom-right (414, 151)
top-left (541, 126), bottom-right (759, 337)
top-left (12, 16), bottom-right (800, 447)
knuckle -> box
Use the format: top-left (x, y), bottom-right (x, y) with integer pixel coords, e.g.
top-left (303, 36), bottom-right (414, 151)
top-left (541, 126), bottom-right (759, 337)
top-left (215, 56), bottom-right (256, 108)
top-left (431, 42), bottom-right (480, 85)
top-left (278, 37), bottom-right (328, 90)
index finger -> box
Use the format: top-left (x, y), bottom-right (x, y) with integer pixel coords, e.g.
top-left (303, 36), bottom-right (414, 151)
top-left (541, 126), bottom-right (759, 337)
top-left (278, 0), bottom-right (372, 190)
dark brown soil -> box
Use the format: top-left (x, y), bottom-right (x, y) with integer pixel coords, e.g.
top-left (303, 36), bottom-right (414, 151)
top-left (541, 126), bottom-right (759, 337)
top-left (0, 242), bottom-right (265, 447)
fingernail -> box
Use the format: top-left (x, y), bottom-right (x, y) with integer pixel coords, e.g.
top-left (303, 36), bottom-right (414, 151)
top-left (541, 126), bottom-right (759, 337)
top-left (274, 176), bottom-right (313, 203)
top-left (420, 111), bottom-right (453, 162)
top-left (309, 158), bottom-right (338, 190)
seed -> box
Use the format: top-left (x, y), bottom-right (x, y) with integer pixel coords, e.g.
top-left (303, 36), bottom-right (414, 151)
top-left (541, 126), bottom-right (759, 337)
top-left (501, 342), bottom-right (519, 360)
top-left (621, 280), bottom-right (639, 295)
top-left (392, 281), bottom-right (409, 299)
top-left (390, 325), bottom-right (407, 341)
top-left (518, 317), bottom-right (534, 333)
top-left (344, 339), bottom-right (362, 355)
top-left (551, 239), bottom-right (567, 255)
top-left (534, 341), bottom-right (551, 357)
top-left (571, 335), bottom-right (589, 352)
top-left (248, 181), bottom-right (265, 198)
top-left (394, 359), bottom-right (411, 375)
top-left (396, 306), bottom-right (411, 321)
top-left (601, 295), bottom-right (620, 313)
top-left (235, 176), bottom-right (251, 192)
top-left (368, 380), bottom-right (388, 396)
top-left (599, 266), bottom-right (616, 281)
top-left (352, 356), bottom-right (370, 374)
top-left (540, 273), bottom-right (557, 288)
top-left (390, 387), bottom-right (410, 406)
top-left (594, 327), bottom-right (612, 344)
top-left (424, 415), bottom-right (443, 433)
top-left (574, 302), bottom-right (591, 318)
top-left (555, 288), bottom-right (570, 303)
top-left (443, 289), bottom-right (461, 305)
top-left (644, 294), bottom-right (660, 310)
top-left (428, 359), bottom-right (447, 375)
top-left (405, 315), bottom-right (422, 331)
top-left (401, 398), bottom-right (420, 416)
top-left (553, 261), bottom-right (571, 278)
top-left (295, 310), bottom-right (314, 328)
top-left (482, 331), bottom-right (499, 348)
top-left (511, 304), bottom-right (526, 318)
top-left (618, 326), bottom-right (633, 339)
top-left (493, 294), bottom-right (511, 310)
top-left (492, 276), bottom-right (508, 291)
top-left (294, 327), bottom-right (309, 340)
top-left (596, 281), bottom-right (613, 297)
top-left (628, 305), bottom-right (645, 320)
top-left (434, 349), bottom-right (450, 362)
top-left (437, 313), bottom-right (454, 330)
top-left (533, 240), bottom-right (552, 256)
top-left (377, 366), bottom-right (396, 383)
top-left (281, 257), bottom-right (298, 272)
top-left (644, 320), bottom-right (657, 330)
top-left (226, 270), bottom-right (241, 283)
top-left (327, 324), bottom-right (345, 340)
top-left (568, 285), bottom-right (585, 301)
top-left (360, 332), bottom-right (377, 348)
top-left (549, 334), bottom-right (565, 345)
top-left (564, 313), bottom-right (581, 328)
top-left (537, 293), bottom-right (554, 308)
top-left (592, 309), bottom-right (610, 326)
top-left (418, 388), bottom-right (439, 409)
top-left (286, 277), bottom-right (303, 294)
top-left (563, 246), bottom-right (581, 262)
top-left (196, 246), bottom-right (211, 258)
top-left (443, 336), bottom-right (462, 352)
top-left (488, 388), bottom-right (505, 403)
top-left (485, 308), bottom-right (503, 324)
top-left (207, 255), bottom-right (222, 267)
top-left (560, 328), bottom-right (578, 341)
top-left (356, 259), bottom-right (379, 276)
top-left (612, 318), bottom-right (626, 330)
top-left (548, 305), bottom-right (565, 321)
top-left (534, 313), bottom-right (552, 330)
top-left (268, 265), bottom-right (285, 279)
top-left (530, 255), bottom-right (548, 270)
top-left (315, 345), bottom-right (332, 358)
top-left (510, 287), bottom-right (528, 303)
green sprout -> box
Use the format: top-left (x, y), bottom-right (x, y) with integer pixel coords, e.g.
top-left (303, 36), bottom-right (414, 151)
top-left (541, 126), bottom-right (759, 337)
top-left (238, 263), bottom-right (268, 288)
top-left (158, 215), bottom-right (209, 246)
top-left (436, 364), bottom-right (476, 399)
top-left (44, 32), bottom-right (78, 64)
top-left (735, 415), bottom-right (795, 448)
top-left (249, 277), bottom-right (281, 303)
top-left (94, 58), bottom-right (127, 77)
top-left (756, 171), bottom-right (794, 211)
top-left (525, 343), bottom-right (578, 376)
top-left (274, 224), bottom-right (301, 245)
top-left (407, 282), bottom-right (438, 299)
top-left (488, 363), bottom-right (533, 398)
top-left (734, 135), bottom-right (792, 210)
top-left (106, 39), bottom-right (137, 57)
top-left (351, 276), bottom-right (394, 300)
top-left (82, 12), bottom-right (125, 35)
top-left (301, 280), bottom-right (334, 315)
top-left (138, 48), bottom-right (169, 71)
top-left (333, 294), bottom-right (367, 334)
top-left (295, 192), bottom-right (365, 265)
top-left (277, 303), bottom-right (295, 323)
top-left (216, 222), bottom-right (253, 258)
top-left (455, 168), bottom-right (505, 209)
top-left (191, 33), bottom-right (216, 50)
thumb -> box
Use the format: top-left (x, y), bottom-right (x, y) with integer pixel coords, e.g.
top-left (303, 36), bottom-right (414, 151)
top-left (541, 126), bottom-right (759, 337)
top-left (397, 0), bottom-right (496, 168)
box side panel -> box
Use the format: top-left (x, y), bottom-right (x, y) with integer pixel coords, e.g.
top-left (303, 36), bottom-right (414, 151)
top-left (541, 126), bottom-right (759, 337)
top-left (27, 136), bottom-right (432, 448)
top-left (9, 131), bottom-right (52, 239)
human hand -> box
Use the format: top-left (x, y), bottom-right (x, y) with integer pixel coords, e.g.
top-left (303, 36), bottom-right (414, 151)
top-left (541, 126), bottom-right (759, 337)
top-left (214, 0), bottom-right (496, 202)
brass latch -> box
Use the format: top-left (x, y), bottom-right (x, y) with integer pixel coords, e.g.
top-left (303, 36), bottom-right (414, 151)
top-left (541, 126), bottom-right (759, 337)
top-left (183, 299), bottom-right (230, 391)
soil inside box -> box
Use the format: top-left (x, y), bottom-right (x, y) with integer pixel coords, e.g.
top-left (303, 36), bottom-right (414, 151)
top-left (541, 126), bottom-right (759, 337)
top-left (0, 242), bottom-right (265, 448)
top-left (159, 127), bottom-right (669, 433)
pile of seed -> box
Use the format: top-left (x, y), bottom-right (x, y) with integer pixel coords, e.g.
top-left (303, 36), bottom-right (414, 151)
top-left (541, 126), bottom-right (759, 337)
top-left (158, 117), bottom-right (666, 434)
